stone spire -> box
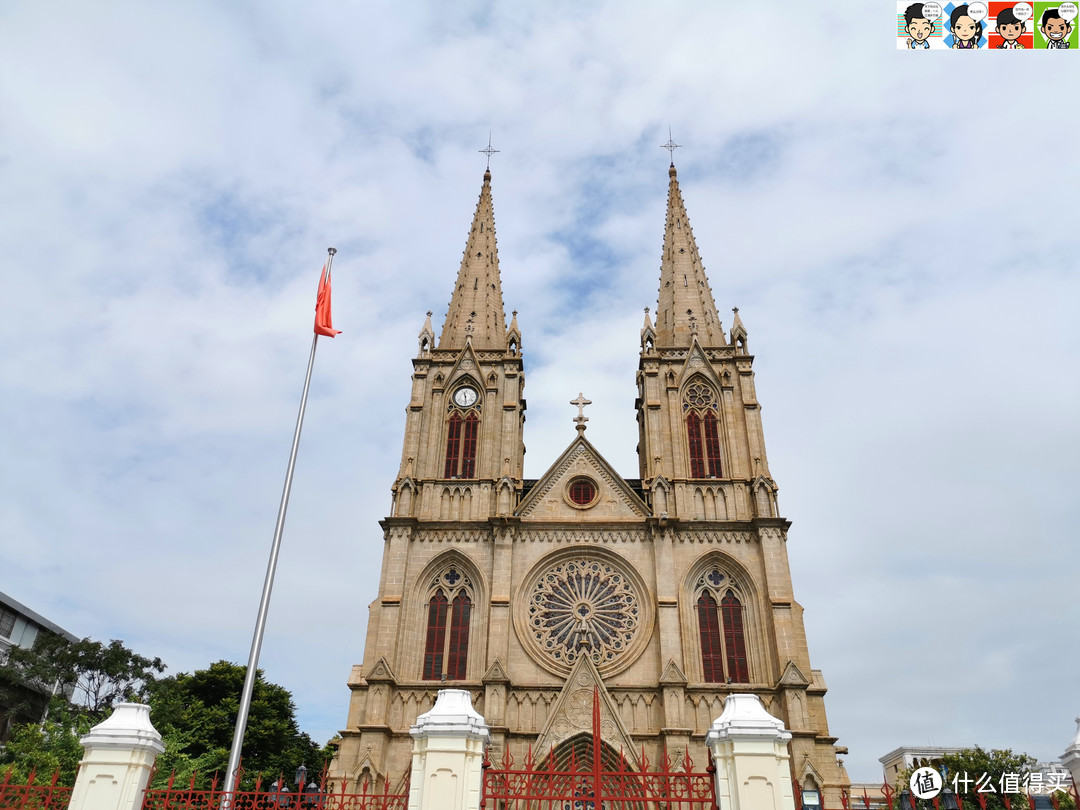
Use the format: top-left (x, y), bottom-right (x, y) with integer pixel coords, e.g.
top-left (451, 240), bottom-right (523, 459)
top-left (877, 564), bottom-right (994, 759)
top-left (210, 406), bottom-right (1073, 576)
top-left (655, 164), bottom-right (724, 347)
top-left (438, 169), bottom-right (507, 350)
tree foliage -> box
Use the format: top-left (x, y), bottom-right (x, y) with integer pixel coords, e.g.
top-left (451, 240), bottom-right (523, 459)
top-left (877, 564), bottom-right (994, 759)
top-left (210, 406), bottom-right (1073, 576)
top-left (145, 661), bottom-right (326, 790)
top-left (893, 746), bottom-right (1075, 810)
top-left (0, 705), bottom-right (89, 785)
top-left (1, 634), bottom-right (164, 723)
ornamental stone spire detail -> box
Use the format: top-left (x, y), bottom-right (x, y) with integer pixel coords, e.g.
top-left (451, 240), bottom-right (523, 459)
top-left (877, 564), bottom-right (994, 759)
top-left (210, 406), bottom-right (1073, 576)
top-left (438, 169), bottom-right (508, 350)
top-left (654, 164), bottom-right (724, 347)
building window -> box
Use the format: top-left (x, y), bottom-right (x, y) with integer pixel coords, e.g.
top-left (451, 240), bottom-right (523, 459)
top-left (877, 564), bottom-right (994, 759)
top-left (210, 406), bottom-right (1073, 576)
top-left (444, 411), bottom-right (479, 478)
top-left (695, 569), bottom-right (750, 683)
top-left (683, 381), bottom-right (722, 478)
top-left (696, 592), bottom-right (724, 682)
top-left (721, 590), bottom-right (749, 682)
top-left (0, 607), bottom-right (15, 639)
top-left (568, 477), bottom-right (597, 506)
top-left (422, 567), bottom-right (473, 681)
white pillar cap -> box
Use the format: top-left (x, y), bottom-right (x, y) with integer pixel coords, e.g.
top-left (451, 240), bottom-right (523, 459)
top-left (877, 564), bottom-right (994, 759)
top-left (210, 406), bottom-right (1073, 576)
top-left (410, 689), bottom-right (489, 742)
top-left (80, 703), bottom-right (165, 754)
top-left (705, 693), bottom-right (792, 745)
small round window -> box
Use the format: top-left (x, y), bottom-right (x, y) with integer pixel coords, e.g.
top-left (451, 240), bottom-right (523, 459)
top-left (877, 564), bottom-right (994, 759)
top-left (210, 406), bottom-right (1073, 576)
top-left (568, 477), bottom-right (597, 506)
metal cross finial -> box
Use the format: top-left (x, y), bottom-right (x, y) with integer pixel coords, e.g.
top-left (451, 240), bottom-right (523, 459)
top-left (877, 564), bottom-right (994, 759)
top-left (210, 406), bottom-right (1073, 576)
top-left (570, 392), bottom-right (592, 432)
top-left (661, 126), bottom-right (681, 163)
top-left (480, 132), bottom-right (499, 170)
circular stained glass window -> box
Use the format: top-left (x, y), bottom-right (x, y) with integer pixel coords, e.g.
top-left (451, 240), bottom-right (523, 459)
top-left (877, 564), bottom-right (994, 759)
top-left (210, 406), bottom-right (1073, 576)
top-left (568, 477), bottom-right (596, 506)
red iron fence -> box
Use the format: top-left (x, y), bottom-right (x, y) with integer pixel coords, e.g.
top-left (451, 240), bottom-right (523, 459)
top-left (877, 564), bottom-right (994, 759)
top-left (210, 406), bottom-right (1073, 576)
top-left (482, 689), bottom-right (716, 810)
top-left (0, 769), bottom-right (73, 810)
top-left (140, 769), bottom-right (410, 810)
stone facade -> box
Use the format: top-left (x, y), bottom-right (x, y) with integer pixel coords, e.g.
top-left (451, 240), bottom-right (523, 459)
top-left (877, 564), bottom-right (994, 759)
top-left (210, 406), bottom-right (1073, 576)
top-left (329, 165), bottom-right (850, 805)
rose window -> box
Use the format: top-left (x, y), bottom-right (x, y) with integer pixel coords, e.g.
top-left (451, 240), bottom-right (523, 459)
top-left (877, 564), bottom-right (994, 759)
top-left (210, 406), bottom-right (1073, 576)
top-left (526, 558), bottom-right (641, 674)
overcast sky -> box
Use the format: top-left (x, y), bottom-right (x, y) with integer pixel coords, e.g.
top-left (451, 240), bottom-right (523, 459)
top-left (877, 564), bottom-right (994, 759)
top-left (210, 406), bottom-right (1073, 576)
top-left (1, 1), bottom-right (1077, 783)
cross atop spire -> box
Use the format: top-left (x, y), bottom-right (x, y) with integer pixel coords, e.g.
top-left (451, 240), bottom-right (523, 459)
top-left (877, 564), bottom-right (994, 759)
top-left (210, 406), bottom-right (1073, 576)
top-left (660, 127), bottom-right (681, 165)
top-left (479, 133), bottom-right (499, 171)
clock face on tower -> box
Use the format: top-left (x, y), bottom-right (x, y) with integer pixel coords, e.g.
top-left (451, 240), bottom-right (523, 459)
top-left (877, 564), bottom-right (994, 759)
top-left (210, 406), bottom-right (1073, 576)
top-left (452, 386), bottom-right (478, 408)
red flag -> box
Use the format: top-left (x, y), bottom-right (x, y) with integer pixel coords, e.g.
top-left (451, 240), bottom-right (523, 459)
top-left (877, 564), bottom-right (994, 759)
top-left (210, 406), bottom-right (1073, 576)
top-left (314, 263), bottom-right (341, 337)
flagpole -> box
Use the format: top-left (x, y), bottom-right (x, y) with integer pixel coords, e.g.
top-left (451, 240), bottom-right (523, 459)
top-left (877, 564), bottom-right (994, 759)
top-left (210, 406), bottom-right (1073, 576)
top-left (223, 247), bottom-right (337, 803)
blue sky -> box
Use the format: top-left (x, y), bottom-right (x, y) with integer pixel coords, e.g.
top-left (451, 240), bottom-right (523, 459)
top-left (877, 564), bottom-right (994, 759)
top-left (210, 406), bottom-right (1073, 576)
top-left (1, 0), bottom-right (1078, 782)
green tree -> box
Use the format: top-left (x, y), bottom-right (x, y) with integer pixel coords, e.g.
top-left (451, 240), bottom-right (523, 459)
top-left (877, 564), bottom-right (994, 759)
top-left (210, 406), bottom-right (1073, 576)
top-left (0, 704), bottom-right (89, 785)
top-left (894, 747), bottom-right (1055, 810)
top-left (145, 661), bottom-right (325, 790)
top-left (0, 634), bottom-right (164, 723)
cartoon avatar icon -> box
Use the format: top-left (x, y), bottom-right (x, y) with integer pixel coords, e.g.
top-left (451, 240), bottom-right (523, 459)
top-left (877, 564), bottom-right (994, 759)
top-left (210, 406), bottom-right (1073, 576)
top-left (996, 7), bottom-right (1027, 47)
top-left (1040, 7), bottom-right (1073, 47)
top-left (905, 2), bottom-right (935, 47)
top-left (950, 4), bottom-right (983, 47)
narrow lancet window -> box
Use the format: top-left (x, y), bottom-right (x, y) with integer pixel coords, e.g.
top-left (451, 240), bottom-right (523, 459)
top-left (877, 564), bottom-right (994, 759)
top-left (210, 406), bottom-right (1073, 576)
top-left (683, 381), bottom-right (722, 478)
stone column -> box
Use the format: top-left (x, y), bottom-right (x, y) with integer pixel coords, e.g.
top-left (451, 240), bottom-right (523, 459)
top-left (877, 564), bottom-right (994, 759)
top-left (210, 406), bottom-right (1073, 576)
top-left (705, 694), bottom-right (796, 810)
top-left (1063, 717), bottom-right (1080, 790)
top-left (68, 703), bottom-right (165, 810)
top-left (407, 689), bottom-right (490, 810)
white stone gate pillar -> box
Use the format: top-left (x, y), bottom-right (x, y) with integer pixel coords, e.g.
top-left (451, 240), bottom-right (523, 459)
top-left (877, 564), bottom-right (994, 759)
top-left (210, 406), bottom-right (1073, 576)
top-left (407, 689), bottom-right (490, 810)
top-left (1063, 717), bottom-right (1080, 790)
top-left (705, 694), bottom-right (796, 810)
top-left (68, 703), bottom-right (165, 810)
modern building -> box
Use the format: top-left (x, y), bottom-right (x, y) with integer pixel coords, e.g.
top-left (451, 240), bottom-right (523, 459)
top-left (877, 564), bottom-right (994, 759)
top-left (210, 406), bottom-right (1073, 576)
top-left (0, 590), bottom-right (78, 740)
top-left (879, 746), bottom-right (965, 783)
top-left (329, 162), bottom-right (851, 805)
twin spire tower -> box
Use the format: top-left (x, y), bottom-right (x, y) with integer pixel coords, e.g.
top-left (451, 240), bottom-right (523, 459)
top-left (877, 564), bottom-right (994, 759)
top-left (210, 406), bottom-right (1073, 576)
top-left (330, 145), bottom-right (850, 807)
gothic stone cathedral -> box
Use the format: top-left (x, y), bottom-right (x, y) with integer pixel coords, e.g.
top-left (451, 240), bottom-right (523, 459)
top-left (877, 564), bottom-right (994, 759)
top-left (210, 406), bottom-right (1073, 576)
top-left (329, 164), bottom-right (851, 804)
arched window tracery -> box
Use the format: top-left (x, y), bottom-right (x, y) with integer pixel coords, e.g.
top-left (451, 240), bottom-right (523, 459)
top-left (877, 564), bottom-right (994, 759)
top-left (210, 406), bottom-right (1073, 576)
top-left (422, 567), bottom-right (473, 681)
top-left (683, 381), bottom-right (722, 478)
top-left (694, 568), bottom-right (750, 683)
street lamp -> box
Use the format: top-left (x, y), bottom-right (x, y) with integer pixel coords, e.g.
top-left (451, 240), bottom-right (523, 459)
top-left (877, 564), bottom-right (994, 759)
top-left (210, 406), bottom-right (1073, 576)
top-left (296, 765), bottom-right (308, 794)
top-left (941, 786), bottom-right (959, 810)
top-left (801, 788), bottom-right (821, 809)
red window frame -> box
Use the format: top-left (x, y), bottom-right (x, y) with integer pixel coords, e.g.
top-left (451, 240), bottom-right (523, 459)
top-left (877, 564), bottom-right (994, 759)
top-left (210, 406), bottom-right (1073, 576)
top-left (687, 413), bottom-right (706, 478)
top-left (697, 592), bottom-right (725, 683)
top-left (444, 414), bottom-right (462, 478)
top-left (446, 592), bottom-right (472, 680)
top-left (569, 478), bottom-right (596, 505)
top-left (444, 411), bottom-right (479, 478)
top-left (422, 590), bottom-right (448, 680)
top-left (703, 412), bottom-right (722, 477)
top-left (721, 590), bottom-right (749, 683)
top-left (460, 412), bottom-right (479, 478)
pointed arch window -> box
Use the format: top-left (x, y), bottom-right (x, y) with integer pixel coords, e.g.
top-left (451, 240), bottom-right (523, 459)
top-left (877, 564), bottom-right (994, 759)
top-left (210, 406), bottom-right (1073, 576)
top-left (444, 410), bottom-right (480, 478)
top-left (683, 381), bottom-right (722, 478)
top-left (422, 568), bottom-right (473, 681)
top-left (721, 590), bottom-right (749, 683)
top-left (422, 590), bottom-right (448, 680)
top-left (695, 569), bottom-right (750, 684)
top-left (696, 592), bottom-right (724, 682)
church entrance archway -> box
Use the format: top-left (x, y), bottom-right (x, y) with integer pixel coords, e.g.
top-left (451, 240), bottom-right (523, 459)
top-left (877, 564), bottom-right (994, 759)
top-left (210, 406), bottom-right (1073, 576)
top-left (481, 689), bottom-right (716, 810)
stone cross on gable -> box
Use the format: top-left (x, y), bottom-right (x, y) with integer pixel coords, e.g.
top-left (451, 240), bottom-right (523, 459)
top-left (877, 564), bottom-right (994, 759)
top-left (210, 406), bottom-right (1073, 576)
top-left (571, 393), bottom-right (592, 433)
